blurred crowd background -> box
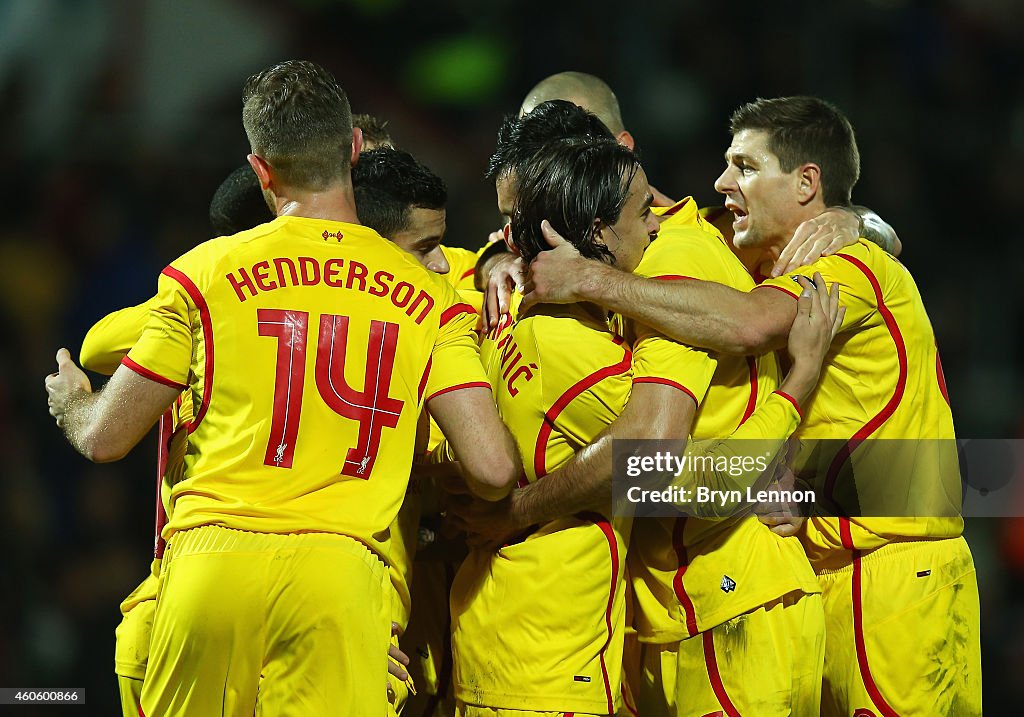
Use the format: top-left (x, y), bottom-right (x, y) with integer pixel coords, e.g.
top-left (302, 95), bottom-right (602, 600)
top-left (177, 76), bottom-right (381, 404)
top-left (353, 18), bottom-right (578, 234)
top-left (1, 0), bottom-right (1021, 712)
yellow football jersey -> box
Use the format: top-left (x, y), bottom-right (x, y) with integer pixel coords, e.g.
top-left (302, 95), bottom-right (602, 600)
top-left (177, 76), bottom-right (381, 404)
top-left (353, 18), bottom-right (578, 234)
top-left (759, 240), bottom-right (962, 569)
top-left (426, 288), bottom-right (485, 453)
top-left (627, 198), bottom-right (820, 643)
top-left (451, 303), bottom-right (632, 714)
top-left (440, 245), bottom-right (485, 292)
top-left (123, 216), bottom-right (488, 562)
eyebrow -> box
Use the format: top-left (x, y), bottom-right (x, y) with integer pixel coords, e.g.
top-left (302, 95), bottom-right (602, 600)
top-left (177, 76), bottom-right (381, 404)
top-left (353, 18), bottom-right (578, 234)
top-left (725, 151), bottom-right (755, 164)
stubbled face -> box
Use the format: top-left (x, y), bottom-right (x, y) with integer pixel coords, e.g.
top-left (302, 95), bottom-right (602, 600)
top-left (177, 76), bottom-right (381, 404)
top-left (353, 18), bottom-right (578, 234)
top-left (714, 128), bottom-right (803, 250)
top-left (390, 207), bottom-right (449, 274)
top-left (601, 166), bottom-right (659, 273)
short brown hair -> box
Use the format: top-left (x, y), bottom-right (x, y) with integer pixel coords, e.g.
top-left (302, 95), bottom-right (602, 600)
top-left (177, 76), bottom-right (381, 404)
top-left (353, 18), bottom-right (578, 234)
top-left (242, 60), bottom-right (353, 191)
top-left (730, 96), bottom-right (860, 207)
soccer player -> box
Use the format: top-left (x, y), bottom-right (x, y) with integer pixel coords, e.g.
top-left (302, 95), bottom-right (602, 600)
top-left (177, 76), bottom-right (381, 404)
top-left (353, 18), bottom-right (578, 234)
top-left (46, 60), bottom-right (522, 717)
top-left (478, 71), bottom-right (898, 329)
top-left (521, 96), bottom-right (981, 716)
top-left (86, 145), bottom-right (461, 717)
top-left (451, 138), bottom-right (657, 717)
top-left (454, 101), bottom-right (843, 716)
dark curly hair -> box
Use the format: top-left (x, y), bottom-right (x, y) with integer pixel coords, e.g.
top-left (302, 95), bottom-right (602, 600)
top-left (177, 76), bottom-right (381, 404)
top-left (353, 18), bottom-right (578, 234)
top-left (353, 148), bottom-right (447, 238)
top-left (208, 165), bottom-right (273, 236)
top-left (486, 100), bottom-right (615, 182)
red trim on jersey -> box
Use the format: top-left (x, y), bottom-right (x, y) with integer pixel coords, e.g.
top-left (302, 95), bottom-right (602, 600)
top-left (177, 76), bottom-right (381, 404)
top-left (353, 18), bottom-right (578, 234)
top-left (138, 704), bottom-right (146, 717)
top-left (154, 409), bottom-right (172, 560)
top-left (121, 357), bottom-right (187, 391)
top-left (840, 517), bottom-right (855, 550)
top-left (936, 350), bottom-right (950, 407)
top-left (702, 630), bottom-right (741, 716)
top-left (773, 390), bottom-right (803, 419)
top-left (579, 511), bottom-right (619, 714)
top-left (439, 302), bottom-right (476, 327)
top-left (671, 517), bottom-right (699, 636)
top-left (652, 274), bottom-right (696, 281)
top-left (425, 381), bottom-right (491, 403)
top-left (822, 254), bottom-right (908, 505)
top-left (418, 357), bottom-right (432, 402)
top-left (632, 377), bottom-right (699, 405)
top-left (162, 266), bottom-right (215, 432)
top-left (741, 356), bottom-right (759, 425)
top-left (533, 344), bottom-right (632, 478)
top-left (459, 267), bottom-right (475, 281)
top-left (852, 552), bottom-right (900, 716)
top-left (622, 685), bottom-right (639, 716)
top-left (753, 282), bottom-right (801, 299)
top-left (660, 197), bottom-right (691, 217)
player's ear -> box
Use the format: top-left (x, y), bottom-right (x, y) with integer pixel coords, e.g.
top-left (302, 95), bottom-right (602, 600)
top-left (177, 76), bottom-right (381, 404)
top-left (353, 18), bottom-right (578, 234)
top-left (502, 223), bottom-right (519, 255)
top-left (247, 154), bottom-right (273, 190)
top-left (797, 163), bottom-right (821, 204)
top-left (616, 130), bottom-right (635, 151)
top-left (351, 127), bottom-right (364, 166)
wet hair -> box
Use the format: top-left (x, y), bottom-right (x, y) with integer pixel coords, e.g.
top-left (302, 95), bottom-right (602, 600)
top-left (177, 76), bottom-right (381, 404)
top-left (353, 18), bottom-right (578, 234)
top-left (352, 148), bottom-right (447, 238)
top-left (510, 138), bottom-right (640, 264)
top-left (729, 96), bottom-right (860, 206)
top-left (241, 60), bottom-right (353, 191)
top-left (486, 100), bottom-right (615, 182)
top-left (208, 165), bottom-right (273, 235)
top-left (353, 113), bottom-right (394, 150)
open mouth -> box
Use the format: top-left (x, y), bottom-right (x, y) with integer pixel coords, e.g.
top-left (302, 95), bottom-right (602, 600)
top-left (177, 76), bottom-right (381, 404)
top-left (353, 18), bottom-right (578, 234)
top-left (728, 205), bottom-right (748, 230)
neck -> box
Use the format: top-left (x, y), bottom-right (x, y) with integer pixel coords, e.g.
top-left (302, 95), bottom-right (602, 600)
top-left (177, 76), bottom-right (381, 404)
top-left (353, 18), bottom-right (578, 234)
top-left (274, 183), bottom-right (360, 224)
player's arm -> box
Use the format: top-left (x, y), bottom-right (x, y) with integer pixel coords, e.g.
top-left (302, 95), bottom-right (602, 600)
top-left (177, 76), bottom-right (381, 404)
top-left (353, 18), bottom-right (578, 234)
top-left (426, 387), bottom-right (522, 502)
top-left (523, 221), bottom-right (796, 355)
top-left (46, 349), bottom-right (181, 462)
top-left (80, 300), bottom-right (154, 374)
top-left (770, 205), bottom-right (901, 277)
top-left (452, 276), bottom-right (839, 538)
top-left (425, 298), bottom-right (523, 501)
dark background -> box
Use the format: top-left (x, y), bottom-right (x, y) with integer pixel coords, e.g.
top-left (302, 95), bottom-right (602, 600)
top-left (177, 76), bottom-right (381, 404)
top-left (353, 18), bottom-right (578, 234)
top-left (1, 0), bottom-right (1021, 713)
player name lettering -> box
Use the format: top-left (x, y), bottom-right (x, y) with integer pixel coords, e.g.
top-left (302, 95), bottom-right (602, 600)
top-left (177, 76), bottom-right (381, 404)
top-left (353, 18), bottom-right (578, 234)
top-left (226, 256), bottom-right (435, 325)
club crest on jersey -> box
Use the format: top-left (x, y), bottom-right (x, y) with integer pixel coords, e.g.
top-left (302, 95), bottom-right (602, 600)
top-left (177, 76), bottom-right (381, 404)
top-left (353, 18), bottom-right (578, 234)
top-left (322, 229), bottom-right (344, 242)
top-left (720, 575), bottom-right (737, 593)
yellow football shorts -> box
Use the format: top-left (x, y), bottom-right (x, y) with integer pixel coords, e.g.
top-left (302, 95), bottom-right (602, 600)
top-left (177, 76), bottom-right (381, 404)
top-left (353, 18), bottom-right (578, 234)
top-left (639, 590), bottom-right (825, 716)
top-left (817, 537), bottom-right (981, 717)
top-left (141, 525), bottom-right (391, 717)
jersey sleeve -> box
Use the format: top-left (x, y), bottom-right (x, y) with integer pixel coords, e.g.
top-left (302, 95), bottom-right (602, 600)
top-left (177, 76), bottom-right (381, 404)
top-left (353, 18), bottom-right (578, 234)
top-left (627, 228), bottom-right (728, 403)
top-left (122, 268), bottom-right (194, 389)
top-left (423, 300), bottom-right (489, 402)
top-left (80, 297), bottom-right (158, 375)
top-left (757, 241), bottom-right (876, 329)
top-left (631, 330), bottom-right (717, 406)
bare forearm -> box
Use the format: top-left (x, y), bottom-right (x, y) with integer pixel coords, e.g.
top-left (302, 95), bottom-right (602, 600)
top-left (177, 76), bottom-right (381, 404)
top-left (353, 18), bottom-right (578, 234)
top-left (61, 389), bottom-right (112, 461)
top-left (512, 436), bottom-right (613, 526)
top-left (578, 264), bottom-right (780, 354)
